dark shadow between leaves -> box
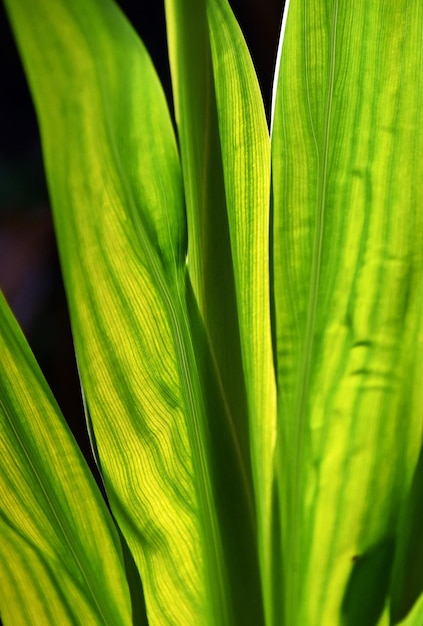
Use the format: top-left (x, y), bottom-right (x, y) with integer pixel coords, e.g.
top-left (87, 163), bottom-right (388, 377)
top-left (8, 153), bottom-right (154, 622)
top-left (390, 446), bottom-right (423, 624)
top-left (342, 536), bottom-right (395, 626)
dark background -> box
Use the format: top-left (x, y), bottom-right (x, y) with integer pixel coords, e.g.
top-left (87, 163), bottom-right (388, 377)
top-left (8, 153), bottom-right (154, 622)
top-left (0, 0), bottom-right (284, 472)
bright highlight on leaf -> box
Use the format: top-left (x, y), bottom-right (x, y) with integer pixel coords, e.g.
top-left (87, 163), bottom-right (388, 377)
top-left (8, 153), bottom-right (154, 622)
top-left (1, 0), bottom-right (423, 624)
top-left (0, 292), bottom-right (132, 625)
top-left (271, 1), bottom-right (423, 623)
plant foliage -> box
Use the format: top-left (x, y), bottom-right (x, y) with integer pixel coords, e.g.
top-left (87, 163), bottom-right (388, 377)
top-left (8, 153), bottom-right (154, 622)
top-left (1, 0), bottom-right (423, 624)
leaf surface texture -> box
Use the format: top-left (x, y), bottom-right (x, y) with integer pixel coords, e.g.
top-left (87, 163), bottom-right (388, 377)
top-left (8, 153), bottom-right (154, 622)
top-left (272, 0), bottom-right (423, 623)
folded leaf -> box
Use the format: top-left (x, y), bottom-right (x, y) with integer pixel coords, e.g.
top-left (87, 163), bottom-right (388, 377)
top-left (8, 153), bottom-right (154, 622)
top-left (165, 1), bottom-right (264, 622)
top-left (0, 292), bottom-right (132, 625)
top-left (206, 1), bottom-right (277, 622)
top-left (164, 0), bottom-right (254, 527)
top-left (272, 0), bottom-right (423, 624)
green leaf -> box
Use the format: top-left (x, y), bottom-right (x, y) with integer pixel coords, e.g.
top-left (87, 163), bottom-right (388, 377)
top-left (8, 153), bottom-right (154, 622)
top-left (206, 0), bottom-right (277, 622)
top-left (4, 0), bottom-right (239, 623)
top-left (0, 292), bottom-right (132, 625)
top-left (165, 1), bottom-right (264, 622)
top-left (164, 0), bottom-right (228, 312)
top-left (164, 0), bottom-right (254, 513)
top-left (271, 0), bottom-right (423, 624)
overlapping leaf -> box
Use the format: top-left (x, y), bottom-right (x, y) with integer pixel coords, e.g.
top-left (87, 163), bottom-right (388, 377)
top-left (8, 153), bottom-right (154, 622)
top-left (205, 1), bottom-right (277, 622)
top-left (165, 0), bottom-right (269, 622)
top-left (271, 0), bottom-right (423, 624)
top-left (3, 0), bottom-right (240, 623)
top-left (164, 0), bottom-right (254, 531)
top-left (0, 292), bottom-right (132, 625)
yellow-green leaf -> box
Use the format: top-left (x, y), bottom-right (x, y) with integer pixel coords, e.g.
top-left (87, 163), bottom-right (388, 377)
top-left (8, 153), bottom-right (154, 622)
top-left (0, 292), bottom-right (132, 626)
top-left (3, 0), bottom-right (237, 623)
top-left (271, 0), bottom-right (423, 624)
top-left (165, 1), bottom-right (264, 622)
top-left (206, 0), bottom-right (277, 622)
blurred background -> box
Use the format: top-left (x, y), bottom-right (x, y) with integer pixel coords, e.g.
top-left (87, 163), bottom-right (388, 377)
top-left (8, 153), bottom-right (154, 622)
top-left (0, 0), bottom-right (284, 472)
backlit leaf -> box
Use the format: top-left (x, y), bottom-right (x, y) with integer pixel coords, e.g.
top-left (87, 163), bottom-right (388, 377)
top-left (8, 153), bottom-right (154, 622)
top-left (4, 0), bottom-right (237, 623)
top-left (206, 1), bottom-right (277, 621)
top-left (271, 0), bottom-right (423, 623)
top-left (0, 292), bottom-right (132, 625)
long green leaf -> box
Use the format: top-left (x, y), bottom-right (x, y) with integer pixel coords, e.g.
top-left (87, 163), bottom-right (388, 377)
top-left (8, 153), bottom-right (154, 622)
top-left (0, 292), bottom-right (132, 625)
top-left (272, 0), bottom-right (423, 624)
top-left (205, 0), bottom-right (277, 622)
top-left (164, 1), bottom-right (264, 623)
top-left (3, 0), bottom-right (238, 623)
top-left (164, 0), bottom-right (254, 520)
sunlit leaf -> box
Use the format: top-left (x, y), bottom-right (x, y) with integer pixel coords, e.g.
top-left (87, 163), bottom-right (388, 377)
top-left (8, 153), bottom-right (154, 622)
top-left (206, 0), bottom-right (277, 621)
top-left (165, 0), bottom-right (264, 622)
top-left (271, 0), bottom-right (423, 623)
top-left (4, 0), bottom-right (423, 624)
top-left (3, 0), bottom-right (239, 623)
top-left (0, 292), bottom-right (132, 625)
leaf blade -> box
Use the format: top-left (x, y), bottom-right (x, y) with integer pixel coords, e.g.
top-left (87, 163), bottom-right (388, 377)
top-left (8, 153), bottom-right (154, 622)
top-left (206, 1), bottom-right (277, 622)
top-left (0, 292), bottom-right (132, 626)
top-left (165, 1), bottom-right (270, 623)
top-left (3, 0), bottom-right (233, 623)
top-left (271, 0), bottom-right (423, 623)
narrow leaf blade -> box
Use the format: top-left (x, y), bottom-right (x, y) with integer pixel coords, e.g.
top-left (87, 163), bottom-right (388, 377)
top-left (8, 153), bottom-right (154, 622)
top-left (206, 1), bottom-right (277, 622)
top-left (0, 293), bottom-right (132, 625)
top-left (164, 1), bottom-right (254, 514)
